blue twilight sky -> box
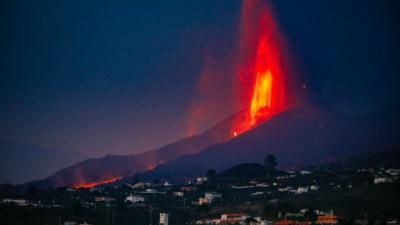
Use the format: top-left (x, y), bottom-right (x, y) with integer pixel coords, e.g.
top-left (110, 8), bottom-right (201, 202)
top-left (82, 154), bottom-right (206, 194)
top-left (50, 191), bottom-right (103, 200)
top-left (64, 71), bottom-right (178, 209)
top-left (0, 0), bottom-right (399, 156)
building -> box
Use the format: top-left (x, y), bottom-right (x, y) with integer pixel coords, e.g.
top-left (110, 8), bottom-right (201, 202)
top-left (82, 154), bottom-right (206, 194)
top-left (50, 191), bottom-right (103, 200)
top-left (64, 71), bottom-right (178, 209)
top-left (275, 220), bottom-right (311, 225)
top-left (300, 170), bottom-right (312, 175)
top-left (163, 181), bottom-right (173, 187)
top-left (294, 187), bottom-right (309, 194)
top-left (130, 182), bottom-right (150, 189)
top-left (278, 187), bottom-right (293, 192)
top-left (195, 218), bottom-right (220, 224)
top-left (204, 192), bottom-right (222, 203)
top-left (198, 192), bottom-right (222, 205)
top-left (196, 177), bottom-right (208, 184)
top-left (386, 169), bottom-right (400, 176)
top-left (1, 198), bottom-right (31, 207)
top-left (125, 194), bottom-right (145, 203)
top-left (316, 215), bottom-right (338, 224)
top-left (94, 196), bottom-right (115, 203)
top-left (198, 197), bottom-right (207, 205)
top-left (374, 177), bottom-right (392, 184)
top-left (221, 213), bottom-right (248, 223)
top-left (310, 185), bottom-right (320, 191)
top-left (145, 188), bottom-right (157, 193)
top-left (294, 222), bottom-right (311, 225)
top-left (173, 191), bottom-right (184, 197)
top-left (387, 219), bottom-right (399, 225)
top-left (160, 213), bottom-right (169, 225)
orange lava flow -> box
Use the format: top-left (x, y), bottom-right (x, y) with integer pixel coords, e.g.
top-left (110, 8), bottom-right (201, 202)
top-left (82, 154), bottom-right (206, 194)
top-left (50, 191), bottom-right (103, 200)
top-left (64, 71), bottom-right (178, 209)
top-left (232, 1), bottom-right (288, 136)
top-left (74, 177), bottom-right (120, 189)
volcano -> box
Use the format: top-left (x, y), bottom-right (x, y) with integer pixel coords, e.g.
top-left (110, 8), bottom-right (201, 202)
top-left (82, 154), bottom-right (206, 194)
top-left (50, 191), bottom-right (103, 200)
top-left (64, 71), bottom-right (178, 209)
top-left (126, 105), bottom-right (400, 183)
top-left (26, 0), bottom-right (296, 189)
top-left (25, 103), bottom-right (400, 189)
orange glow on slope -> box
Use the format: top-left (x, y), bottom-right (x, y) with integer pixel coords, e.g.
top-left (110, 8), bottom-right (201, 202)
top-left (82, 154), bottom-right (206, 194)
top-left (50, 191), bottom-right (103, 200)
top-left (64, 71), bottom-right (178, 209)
top-left (231, 1), bottom-right (289, 136)
top-left (74, 177), bottom-right (120, 189)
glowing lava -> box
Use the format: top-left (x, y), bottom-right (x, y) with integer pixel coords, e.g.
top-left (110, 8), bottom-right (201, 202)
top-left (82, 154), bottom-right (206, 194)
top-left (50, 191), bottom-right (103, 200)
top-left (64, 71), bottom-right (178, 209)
top-left (250, 69), bottom-right (272, 125)
top-left (231, 0), bottom-right (289, 136)
top-left (74, 177), bottom-right (120, 189)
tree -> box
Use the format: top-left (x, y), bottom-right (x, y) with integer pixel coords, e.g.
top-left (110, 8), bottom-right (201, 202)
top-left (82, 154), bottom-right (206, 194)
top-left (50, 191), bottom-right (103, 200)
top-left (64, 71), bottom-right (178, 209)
top-left (264, 154), bottom-right (278, 171)
top-left (206, 169), bottom-right (216, 178)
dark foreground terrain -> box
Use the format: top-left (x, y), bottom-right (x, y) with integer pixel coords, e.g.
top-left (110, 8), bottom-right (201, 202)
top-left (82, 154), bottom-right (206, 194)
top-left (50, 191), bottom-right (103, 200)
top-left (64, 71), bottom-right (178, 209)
top-left (0, 148), bottom-right (399, 225)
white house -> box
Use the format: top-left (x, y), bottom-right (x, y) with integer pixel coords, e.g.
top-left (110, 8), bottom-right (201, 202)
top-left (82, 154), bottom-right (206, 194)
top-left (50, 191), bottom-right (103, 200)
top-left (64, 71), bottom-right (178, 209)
top-left (310, 185), bottom-right (320, 191)
top-left (125, 194), bottom-right (144, 203)
top-left (278, 187), bottom-right (292, 192)
top-left (221, 213), bottom-right (248, 222)
top-left (163, 181), bottom-right (173, 187)
top-left (205, 192), bottom-right (222, 203)
top-left (374, 177), bottom-right (392, 184)
top-left (386, 169), bottom-right (400, 176)
top-left (145, 188), bottom-right (157, 193)
top-left (300, 170), bottom-right (312, 175)
top-left (196, 177), bottom-right (208, 184)
top-left (1, 198), bottom-right (30, 207)
top-left (294, 187), bottom-right (309, 194)
top-left (160, 213), bottom-right (169, 225)
top-left (195, 218), bottom-right (220, 224)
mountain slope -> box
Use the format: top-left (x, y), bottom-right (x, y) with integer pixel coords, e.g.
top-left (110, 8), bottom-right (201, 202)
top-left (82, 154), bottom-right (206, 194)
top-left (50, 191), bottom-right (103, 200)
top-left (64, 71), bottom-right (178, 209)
top-left (28, 104), bottom-right (400, 188)
top-left (133, 106), bottom-right (400, 182)
top-left (0, 140), bottom-right (87, 184)
top-left (29, 112), bottom-right (236, 188)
